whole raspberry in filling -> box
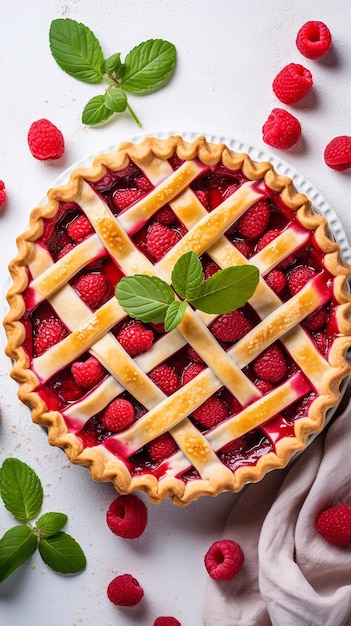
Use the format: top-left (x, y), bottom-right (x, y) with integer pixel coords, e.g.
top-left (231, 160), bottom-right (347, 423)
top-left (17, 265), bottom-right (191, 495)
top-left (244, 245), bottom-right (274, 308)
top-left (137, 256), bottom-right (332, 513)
top-left (147, 433), bottom-right (178, 463)
top-left (182, 362), bottom-right (205, 385)
top-left (193, 396), bottom-right (228, 429)
top-left (296, 21), bottom-right (332, 59)
top-left (211, 310), bottom-right (252, 343)
top-left (316, 503), bottom-right (351, 546)
top-left (107, 573), bottom-right (144, 606)
top-left (67, 215), bottom-right (94, 242)
top-left (265, 268), bottom-right (286, 294)
top-left (262, 108), bottom-right (301, 150)
top-left (117, 320), bottom-right (154, 357)
top-left (106, 494), bottom-right (148, 539)
top-left (236, 200), bottom-right (270, 239)
top-left (288, 265), bottom-right (316, 295)
top-left (149, 364), bottom-right (179, 395)
top-left (324, 136), bottom-right (351, 172)
top-left (74, 273), bottom-right (109, 309)
top-left (204, 539), bottom-right (244, 581)
top-left (102, 398), bottom-right (135, 432)
top-left (272, 63), bottom-right (313, 104)
top-left (113, 188), bottom-right (146, 210)
top-left (146, 222), bottom-right (182, 260)
top-left (253, 344), bottom-right (288, 384)
top-left (71, 356), bottom-right (105, 388)
top-left (34, 317), bottom-right (67, 356)
top-left (27, 118), bottom-right (65, 160)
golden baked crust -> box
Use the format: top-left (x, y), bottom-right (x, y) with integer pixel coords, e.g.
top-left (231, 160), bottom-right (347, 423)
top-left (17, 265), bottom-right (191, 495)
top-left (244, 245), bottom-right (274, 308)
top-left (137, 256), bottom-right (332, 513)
top-left (4, 135), bottom-right (351, 505)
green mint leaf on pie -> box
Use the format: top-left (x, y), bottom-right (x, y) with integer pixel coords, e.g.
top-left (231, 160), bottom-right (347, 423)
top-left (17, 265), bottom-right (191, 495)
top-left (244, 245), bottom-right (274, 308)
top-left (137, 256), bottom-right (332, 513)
top-left (38, 532), bottom-right (87, 575)
top-left (171, 251), bottom-right (204, 300)
top-left (105, 87), bottom-right (128, 113)
top-left (121, 39), bottom-right (177, 93)
top-left (190, 265), bottom-right (260, 314)
top-left (0, 526), bottom-right (37, 583)
top-left (0, 458), bottom-right (43, 523)
top-left (116, 275), bottom-right (175, 323)
top-left (82, 95), bottom-right (114, 125)
top-left (36, 512), bottom-right (68, 539)
top-left (49, 18), bottom-right (104, 84)
top-left (164, 300), bottom-right (188, 332)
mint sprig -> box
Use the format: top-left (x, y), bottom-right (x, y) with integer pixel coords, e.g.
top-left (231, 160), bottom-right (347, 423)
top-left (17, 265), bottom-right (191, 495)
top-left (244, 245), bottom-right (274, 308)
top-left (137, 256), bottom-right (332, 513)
top-left (115, 252), bottom-right (259, 332)
top-left (49, 18), bottom-right (176, 127)
top-left (0, 458), bottom-right (86, 583)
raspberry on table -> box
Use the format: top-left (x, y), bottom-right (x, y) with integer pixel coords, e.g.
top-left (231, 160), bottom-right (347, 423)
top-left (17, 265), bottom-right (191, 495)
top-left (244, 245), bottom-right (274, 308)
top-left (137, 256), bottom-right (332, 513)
top-left (106, 494), bottom-right (148, 539)
top-left (71, 356), bottom-right (105, 388)
top-left (149, 364), bottom-right (180, 395)
top-left (67, 215), bottom-right (94, 242)
top-left (117, 320), bottom-right (154, 357)
top-left (147, 432), bottom-right (178, 463)
top-left (27, 118), bottom-right (65, 160)
top-left (324, 136), bottom-right (351, 171)
top-left (0, 180), bottom-right (7, 206)
top-left (272, 63), bottom-right (313, 104)
top-left (107, 573), bottom-right (144, 606)
top-left (146, 222), bottom-right (182, 261)
top-left (211, 310), bottom-right (252, 343)
top-left (236, 200), bottom-right (270, 239)
top-left (74, 273), bottom-right (109, 309)
top-left (253, 344), bottom-right (288, 384)
top-left (153, 618), bottom-right (181, 626)
top-left (102, 398), bottom-right (136, 432)
top-left (192, 396), bottom-right (228, 429)
top-left (113, 188), bottom-right (146, 210)
top-left (204, 539), bottom-right (244, 581)
top-left (262, 108), bottom-right (302, 150)
top-left (34, 317), bottom-right (67, 356)
top-left (316, 503), bottom-right (351, 546)
top-left (296, 21), bottom-right (332, 59)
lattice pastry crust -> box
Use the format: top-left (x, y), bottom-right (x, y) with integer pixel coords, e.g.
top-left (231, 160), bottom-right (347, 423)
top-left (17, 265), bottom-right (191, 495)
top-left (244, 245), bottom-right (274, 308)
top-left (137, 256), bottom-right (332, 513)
top-left (4, 135), bottom-right (351, 505)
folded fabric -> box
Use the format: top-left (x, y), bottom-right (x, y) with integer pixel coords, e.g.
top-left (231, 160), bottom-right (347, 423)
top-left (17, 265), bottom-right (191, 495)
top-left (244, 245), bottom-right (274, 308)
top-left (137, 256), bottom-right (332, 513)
top-left (203, 386), bottom-right (351, 626)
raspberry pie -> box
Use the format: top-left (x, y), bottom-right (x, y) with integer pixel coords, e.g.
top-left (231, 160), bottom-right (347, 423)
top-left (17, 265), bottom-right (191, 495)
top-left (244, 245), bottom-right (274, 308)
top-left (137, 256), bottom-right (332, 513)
top-left (4, 135), bottom-right (351, 505)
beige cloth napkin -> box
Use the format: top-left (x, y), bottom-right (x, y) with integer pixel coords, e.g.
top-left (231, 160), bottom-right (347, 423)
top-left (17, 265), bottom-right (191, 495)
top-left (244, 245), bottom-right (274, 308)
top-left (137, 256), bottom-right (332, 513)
top-left (203, 386), bottom-right (351, 626)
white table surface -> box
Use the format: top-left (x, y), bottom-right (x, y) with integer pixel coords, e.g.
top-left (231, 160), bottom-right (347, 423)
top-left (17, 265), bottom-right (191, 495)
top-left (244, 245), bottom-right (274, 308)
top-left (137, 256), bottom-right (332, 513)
top-left (0, 1), bottom-right (350, 625)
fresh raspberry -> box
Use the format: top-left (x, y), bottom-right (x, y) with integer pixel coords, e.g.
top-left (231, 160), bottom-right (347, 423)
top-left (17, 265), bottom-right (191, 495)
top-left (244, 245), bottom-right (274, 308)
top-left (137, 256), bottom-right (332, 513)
top-left (67, 215), bottom-right (94, 242)
top-left (136, 175), bottom-right (153, 191)
top-left (146, 223), bottom-right (182, 261)
top-left (211, 310), bottom-right (252, 343)
top-left (316, 503), bottom-right (351, 546)
top-left (117, 320), bottom-right (154, 357)
top-left (296, 21), bottom-right (332, 59)
top-left (262, 108), bottom-right (302, 150)
top-left (236, 201), bottom-right (270, 239)
top-left (324, 136), bottom-right (351, 171)
top-left (265, 269), bottom-right (286, 294)
top-left (149, 364), bottom-right (179, 395)
top-left (27, 119), bottom-right (65, 160)
top-left (74, 273), bottom-right (109, 309)
top-left (107, 573), bottom-right (144, 606)
top-left (204, 539), bottom-right (244, 581)
top-left (153, 618), bottom-right (181, 626)
top-left (272, 63), bottom-right (313, 104)
top-left (204, 260), bottom-right (220, 279)
top-left (106, 494), bottom-right (148, 539)
top-left (102, 398), bottom-right (135, 432)
top-left (288, 266), bottom-right (316, 295)
top-left (253, 344), bottom-right (288, 384)
top-left (195, 189), bottom-right (209, 209)
top-left (0, 180), bottom-right (7, 206)
top-left (113, 188), bottom-right (146, 210)
top-left (71, 356), bottom-right (105, 388)
top-left (182, 362), bottom-right (205, 385)
top-left (304, 306), bottom-right (327, 331)
top-left (193, 396), bottom-right (228, 429)
top-left (147, 433), bottom-right (178, 463)
top-left (154, 205), bottom-right (176, 224)
top-left (34, 317), bottom-right (67, 356)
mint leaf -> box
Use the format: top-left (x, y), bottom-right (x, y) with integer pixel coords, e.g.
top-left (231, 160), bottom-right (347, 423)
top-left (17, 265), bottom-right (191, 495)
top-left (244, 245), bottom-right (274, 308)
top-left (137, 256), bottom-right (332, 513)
top-left (121, 39), bottom-right (176, 93)
top-left (105, 87), bottom-right (128, 113)
top-left (0, 458), bottom-right (43, 523)
top-left (172, 251), bottom-right (204, 300)
top-left (39, 532), bottom-right (86, 575)
top-left (190, 265), bottom-right (259, 314)
top-left (82, 95), bottom-right (113, 125)
top-left (36, 512), bottom-right (68, 539)
top-left (49, 18), bottom-right (104, 83)
top-left (0, 526), bottom-right (37, 583)
top-left (104, 53), bottom-right (125, 79)
top-left (116, 275), bottom-right (175, 323)
top-left (164, 300), bottom-right (188, 332)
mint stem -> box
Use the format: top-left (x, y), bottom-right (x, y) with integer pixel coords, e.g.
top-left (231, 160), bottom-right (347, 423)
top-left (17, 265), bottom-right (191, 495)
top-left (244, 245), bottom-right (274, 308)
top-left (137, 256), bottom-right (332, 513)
top-left (126, 101), bottom-right (142, 127)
